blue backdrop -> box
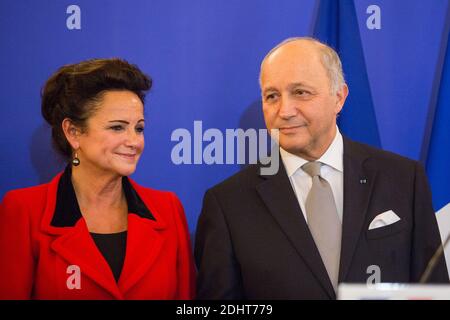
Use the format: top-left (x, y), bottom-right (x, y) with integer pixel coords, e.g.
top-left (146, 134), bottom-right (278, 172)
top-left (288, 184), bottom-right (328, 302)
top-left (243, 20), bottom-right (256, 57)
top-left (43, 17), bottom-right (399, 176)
top-left (1, 0), bottom-right (449, 232)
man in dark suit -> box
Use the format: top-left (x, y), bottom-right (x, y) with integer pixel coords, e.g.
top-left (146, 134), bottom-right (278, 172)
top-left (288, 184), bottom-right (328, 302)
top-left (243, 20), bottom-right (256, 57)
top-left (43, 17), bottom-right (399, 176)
top-left (194, 37), bottom-right (449, 299)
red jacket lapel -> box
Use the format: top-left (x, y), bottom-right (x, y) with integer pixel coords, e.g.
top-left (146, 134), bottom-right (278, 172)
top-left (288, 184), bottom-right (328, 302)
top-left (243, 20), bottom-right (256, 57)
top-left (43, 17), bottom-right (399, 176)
top-left (49, 218), bottom-right (123, 299)
top-left (39, 171), bottom-right (170, 299)
top-left (39, 174), bottom-right (122, 298)
top-left (118, 213), bottom-right (166, 294)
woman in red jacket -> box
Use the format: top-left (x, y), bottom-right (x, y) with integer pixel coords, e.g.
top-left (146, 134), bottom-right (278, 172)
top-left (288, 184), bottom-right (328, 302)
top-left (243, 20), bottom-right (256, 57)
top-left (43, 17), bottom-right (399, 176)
top-left (0, 58), bottom-right (195, 299)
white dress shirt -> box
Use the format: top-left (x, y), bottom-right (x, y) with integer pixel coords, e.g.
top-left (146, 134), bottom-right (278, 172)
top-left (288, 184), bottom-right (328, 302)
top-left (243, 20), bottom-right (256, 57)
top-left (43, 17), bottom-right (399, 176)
top-left (280, 127), bottom-right (344, 223)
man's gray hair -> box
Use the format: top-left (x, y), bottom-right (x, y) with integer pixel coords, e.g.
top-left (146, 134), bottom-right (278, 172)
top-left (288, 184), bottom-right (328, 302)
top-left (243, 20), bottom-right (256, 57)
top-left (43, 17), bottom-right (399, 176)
top-left (259, 37), bottom-right (346, 95)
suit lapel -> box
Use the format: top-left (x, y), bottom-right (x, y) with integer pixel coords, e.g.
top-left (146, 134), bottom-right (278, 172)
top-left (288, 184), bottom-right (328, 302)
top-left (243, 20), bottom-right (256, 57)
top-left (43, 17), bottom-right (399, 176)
top-left (339, 138), bottom-right (377, 282)
top-left (41, 172), bottom-right (123, 299)
top-left (50, 219), bottom-right (123, 299)
top-left (41, 169), bottom-right (167, 299)
top-left (47, 207), bottom-right (167, 299)
top-left (256, 162), bottom-right (336, 299)
top-left (118, 213), bottom-right (166, 294)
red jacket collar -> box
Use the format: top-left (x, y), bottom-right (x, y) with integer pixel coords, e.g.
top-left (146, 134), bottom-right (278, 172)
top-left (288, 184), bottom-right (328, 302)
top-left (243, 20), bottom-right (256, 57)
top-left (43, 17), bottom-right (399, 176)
top-left (41, 167), bottom-right (166, 236)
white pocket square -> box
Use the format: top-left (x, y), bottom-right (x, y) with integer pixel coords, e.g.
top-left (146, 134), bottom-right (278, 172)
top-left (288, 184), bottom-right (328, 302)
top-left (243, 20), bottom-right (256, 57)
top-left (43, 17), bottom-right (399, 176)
top-left (368, 210), bottom-right (401, 230)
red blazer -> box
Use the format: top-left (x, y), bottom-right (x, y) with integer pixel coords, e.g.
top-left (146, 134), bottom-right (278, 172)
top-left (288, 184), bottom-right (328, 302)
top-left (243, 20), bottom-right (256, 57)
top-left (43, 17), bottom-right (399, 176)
top-left (0, 171), bottom-right (196, 299)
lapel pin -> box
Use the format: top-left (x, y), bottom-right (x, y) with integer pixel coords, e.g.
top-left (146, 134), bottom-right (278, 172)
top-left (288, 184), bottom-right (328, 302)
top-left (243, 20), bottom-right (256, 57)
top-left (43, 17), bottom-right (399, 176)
top-left (360, 178), bottom-right (367, 184)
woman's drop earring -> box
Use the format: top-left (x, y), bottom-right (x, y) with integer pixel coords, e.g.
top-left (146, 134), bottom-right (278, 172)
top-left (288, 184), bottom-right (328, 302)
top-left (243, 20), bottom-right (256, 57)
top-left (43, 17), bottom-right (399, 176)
top-left (72, 152), bottom-right (80, 166)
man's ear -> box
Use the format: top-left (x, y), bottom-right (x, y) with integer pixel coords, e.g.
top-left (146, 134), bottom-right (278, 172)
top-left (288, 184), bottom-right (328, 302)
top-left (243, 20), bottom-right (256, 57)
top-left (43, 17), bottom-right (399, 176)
top-left (335, 84), bottom-right (349, 114)
top-left (61, 118), bottom-right (81, 150)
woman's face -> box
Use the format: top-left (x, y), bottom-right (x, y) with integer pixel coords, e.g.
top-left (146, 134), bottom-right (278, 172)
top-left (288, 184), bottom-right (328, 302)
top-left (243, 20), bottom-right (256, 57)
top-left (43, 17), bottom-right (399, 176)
top-left (76, 90), bottom-right (145, 177)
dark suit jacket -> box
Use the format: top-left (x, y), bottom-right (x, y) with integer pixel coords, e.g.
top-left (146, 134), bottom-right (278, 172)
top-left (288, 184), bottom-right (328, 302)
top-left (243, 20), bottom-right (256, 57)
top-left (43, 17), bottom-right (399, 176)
top-left (0, 168), bottom-right (195, 299)
top-left (195, 137), bottom-right (449, 299)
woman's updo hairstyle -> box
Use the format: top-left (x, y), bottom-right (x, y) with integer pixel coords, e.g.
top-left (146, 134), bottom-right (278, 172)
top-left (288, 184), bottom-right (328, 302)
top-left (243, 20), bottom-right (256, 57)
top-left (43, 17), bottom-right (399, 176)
top-left (41, 58), bottom-right (152, 159)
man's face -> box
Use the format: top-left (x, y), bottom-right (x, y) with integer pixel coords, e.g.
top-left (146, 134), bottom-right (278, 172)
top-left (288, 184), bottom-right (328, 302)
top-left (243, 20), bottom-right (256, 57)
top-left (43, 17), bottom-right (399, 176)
top-left (260, 41), bottom-right (348, 160)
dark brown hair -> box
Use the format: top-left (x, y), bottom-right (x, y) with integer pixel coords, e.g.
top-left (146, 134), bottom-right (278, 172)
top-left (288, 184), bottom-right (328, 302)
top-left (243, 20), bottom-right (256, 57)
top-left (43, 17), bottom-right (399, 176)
top-left (41, 58), bottom-right (152, 159)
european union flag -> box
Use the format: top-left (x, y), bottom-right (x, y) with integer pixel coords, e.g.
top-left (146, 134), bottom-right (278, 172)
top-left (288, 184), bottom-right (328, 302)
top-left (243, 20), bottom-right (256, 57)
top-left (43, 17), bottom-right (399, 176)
top-left (425, 13), bottom-right (450, 271)
top-left (313, 0), bottom-right (381, 148)
top-left (426, 36), bottom-right (450, 214)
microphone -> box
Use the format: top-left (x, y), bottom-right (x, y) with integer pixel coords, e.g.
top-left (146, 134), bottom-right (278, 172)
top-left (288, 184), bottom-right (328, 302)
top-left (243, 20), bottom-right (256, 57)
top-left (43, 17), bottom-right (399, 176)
top-left (419, 232), bottom-right (450, 283)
